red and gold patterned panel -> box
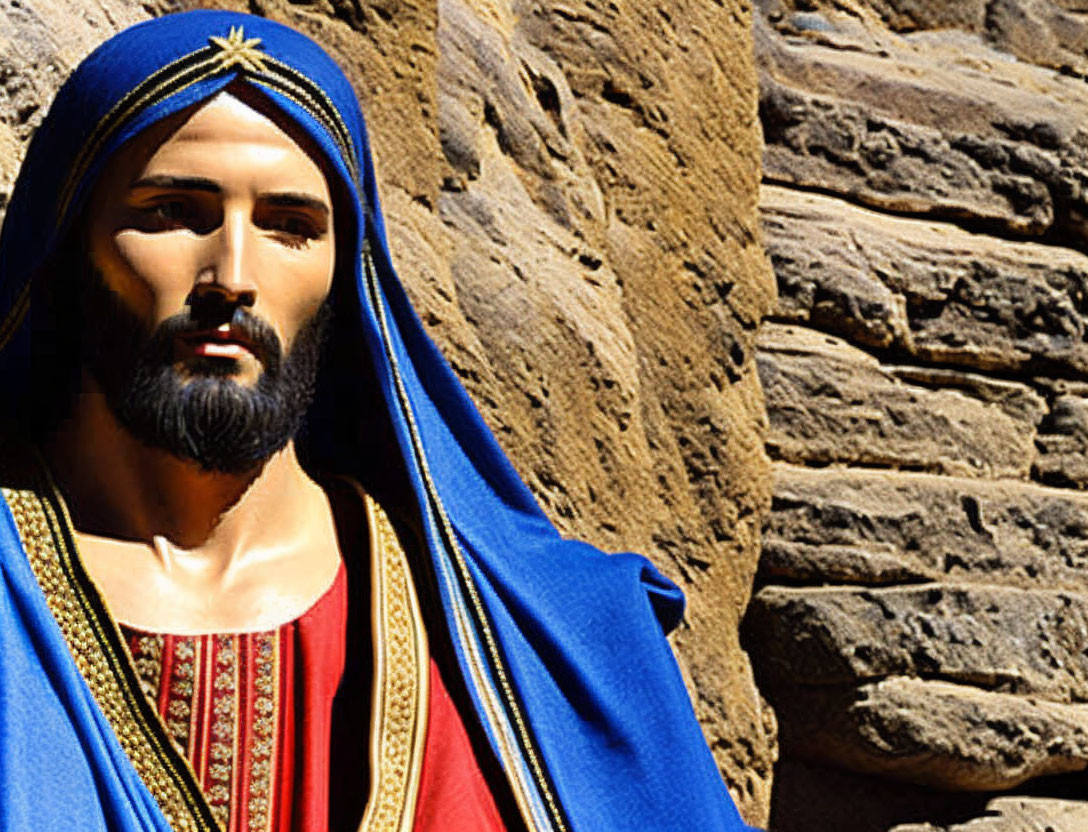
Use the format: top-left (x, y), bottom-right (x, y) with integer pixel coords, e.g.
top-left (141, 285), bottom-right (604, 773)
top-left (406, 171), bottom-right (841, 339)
top-left (124, 628), bottom-right (290, 832)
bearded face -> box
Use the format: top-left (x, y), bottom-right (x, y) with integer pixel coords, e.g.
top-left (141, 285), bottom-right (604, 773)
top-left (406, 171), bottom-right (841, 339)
top-left (78, 266), bottom-right (330, 474)
top-left (57, 90), bottom-right (339, 474)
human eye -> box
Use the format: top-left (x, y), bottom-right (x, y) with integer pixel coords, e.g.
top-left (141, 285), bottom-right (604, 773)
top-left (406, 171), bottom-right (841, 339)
top-left (260, 211), bottom-right (325, 249)
top-left (145, 198), bottom-right (187, 222)
top-left (131, 196), bottom-right (211, 232)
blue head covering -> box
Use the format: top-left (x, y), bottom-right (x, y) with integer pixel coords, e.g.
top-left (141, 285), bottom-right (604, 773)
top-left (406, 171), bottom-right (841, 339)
top-left (0, 11), bottom-right (752, 831)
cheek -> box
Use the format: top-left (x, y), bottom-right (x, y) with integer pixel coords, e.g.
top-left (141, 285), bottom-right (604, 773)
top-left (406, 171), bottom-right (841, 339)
top-left (263, 243), bottom-right (335, 346)
top-left (109, 232), bottom-right (203, 320)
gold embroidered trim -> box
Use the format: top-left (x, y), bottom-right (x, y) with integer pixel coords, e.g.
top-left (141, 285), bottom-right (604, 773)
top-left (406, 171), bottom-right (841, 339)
top-left (0, 450), bottom-right (218, 832)
top-left (254, 54), bottom-right (359, 183)
top-left (57, 48), bottom-right (225, 226)
top-left (168, 638), bottom-right (198, 753)
top-left (1, 432), bottom-right (443, 832)
top-left (127, 627), bottom-right (286, 832)
top-left (56, 29), bottom-right (359, 229)
top-left (362, 245), bottom-right (567, 832)
top-left (131, 633), bottom-right (165, 704)
top-left (358, 490), bottom-right (430, 832)
top-left (208, 635), bottom-right (237, 830)
top-left (248, 633), bottom-right (278, 832)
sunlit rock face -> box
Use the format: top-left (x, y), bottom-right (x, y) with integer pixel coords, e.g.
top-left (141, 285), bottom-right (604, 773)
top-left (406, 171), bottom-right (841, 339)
top-left (752, 1), bottom-right (1088, 829)
top-left (0, 0), bottom-right (777, 825)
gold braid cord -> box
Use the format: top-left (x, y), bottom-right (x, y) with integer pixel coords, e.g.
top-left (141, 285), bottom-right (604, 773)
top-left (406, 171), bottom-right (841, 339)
top-left (0, 443), bottom-right (429, 831)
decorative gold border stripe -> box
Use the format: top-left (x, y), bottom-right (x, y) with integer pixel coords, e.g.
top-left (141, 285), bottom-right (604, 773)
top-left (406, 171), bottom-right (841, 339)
top-left (56, 42), bottom-right (360, 228)
top-left (258, 53), bottom-right (360, 184)
top-left (359, 488), bottom-right (429, 832)
top-left (0, 446), bottom-right (218, 832)
top-left (1, 439), bottom-right (433, 831)
top-left (56, 47), bottom-right (225, 226)
top-left (362, 243), bottom-right (570, 832)
top-left (0, 278), bottom-right (32, 353)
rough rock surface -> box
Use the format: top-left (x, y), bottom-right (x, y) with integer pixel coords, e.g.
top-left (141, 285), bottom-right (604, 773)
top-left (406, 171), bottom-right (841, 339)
top-left (756, 4), bottom-right (1088, 238)
top-left (759, 324), bottom-right (1042, 477)
top-left (752, 1), bottom-right (1088, 829)
top-left (764, 466), bottom-right (1088, 593)
top-left (0, 0), bottom-right (776, 824)
top-left (893, 797), bottom-right (1088, 832)
top-left (774, 677), bottom-right (1088, 790)
top-left (762, 184), bottom-right (1088, 376)
top-left (751, 582), bottom-right (1088, 701)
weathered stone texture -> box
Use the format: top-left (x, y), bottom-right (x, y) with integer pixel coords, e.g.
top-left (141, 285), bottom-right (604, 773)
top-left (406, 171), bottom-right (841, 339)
top-left (1, 0), bottom-right (776, 824)
top-left (756, 4), bottom-right (1088, 237)
top-left (783, 0), bottom-right (1088, 78)
top-left (762, 185), bottom-right (1088, 376)
top-left (0, 1), bottom-right (149, 202)
top-left (759, 324), bottom-right (1041, 477)
top-left (752, 583), bottom-right (1088, 700)
top-left (1034, 393), bottom-right (1088, 488)
top-left (431, 1), bottom-right (778, 816)
top-left (765, 466), bottom-right (1088, 593)
top-left (751, 0), bottom-right (1088, 829)
top-left (775, 678), bottom-right (1088, 790)
top-left (774, 767), bottom-right (1088, 832)
top-left (893, 798), bottom-right (1088, 832)
top-left (770, 760), bottom-right (994, 832)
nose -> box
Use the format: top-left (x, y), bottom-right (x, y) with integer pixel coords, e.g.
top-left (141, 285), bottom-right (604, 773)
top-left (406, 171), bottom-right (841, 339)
top-left (189, 206), bottom-right (258, 311)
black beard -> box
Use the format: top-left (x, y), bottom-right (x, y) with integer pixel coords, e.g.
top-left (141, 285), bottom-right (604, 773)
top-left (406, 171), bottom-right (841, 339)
top-left (79, 271), bottom-right (330, 474)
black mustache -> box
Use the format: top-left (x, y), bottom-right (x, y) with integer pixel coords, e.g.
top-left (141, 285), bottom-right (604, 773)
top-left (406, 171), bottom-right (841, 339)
top-left (156, 308), bottom-right (284, 371)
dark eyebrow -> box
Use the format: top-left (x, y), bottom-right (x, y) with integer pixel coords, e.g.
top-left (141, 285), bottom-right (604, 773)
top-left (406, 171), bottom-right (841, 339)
top-left (262, 192), bottom-right (330, 218)
top-left (130, 175), bottom-right (221, 193)
top-left (127, 178), bottom-right (329, 217)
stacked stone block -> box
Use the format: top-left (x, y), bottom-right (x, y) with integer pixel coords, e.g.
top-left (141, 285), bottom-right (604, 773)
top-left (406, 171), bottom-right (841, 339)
top-left (751, 1), bottom-right (1088, 829)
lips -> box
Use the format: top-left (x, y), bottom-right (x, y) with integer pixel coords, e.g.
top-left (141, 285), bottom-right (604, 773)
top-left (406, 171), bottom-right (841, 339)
top-left (178, 324), bottom-right (260, 361)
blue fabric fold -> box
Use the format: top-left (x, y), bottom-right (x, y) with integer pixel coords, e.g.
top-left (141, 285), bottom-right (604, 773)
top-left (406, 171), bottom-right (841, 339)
top-left (0, 10), bottom-right (756, 830)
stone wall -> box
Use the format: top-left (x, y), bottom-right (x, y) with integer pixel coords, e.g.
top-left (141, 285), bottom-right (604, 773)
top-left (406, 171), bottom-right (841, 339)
top-left (749, 1), bottom-right (1088, 829)
top-left (0, 0), bottom-right (776, 824)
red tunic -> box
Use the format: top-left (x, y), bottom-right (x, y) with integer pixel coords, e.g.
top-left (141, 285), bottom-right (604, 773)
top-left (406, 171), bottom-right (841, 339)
top-left (121, 565), bottom-right (507, 831)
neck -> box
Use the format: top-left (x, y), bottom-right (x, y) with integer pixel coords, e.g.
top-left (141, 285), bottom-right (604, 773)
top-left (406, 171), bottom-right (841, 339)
top-left (43, 377), bottom-right (321, 568)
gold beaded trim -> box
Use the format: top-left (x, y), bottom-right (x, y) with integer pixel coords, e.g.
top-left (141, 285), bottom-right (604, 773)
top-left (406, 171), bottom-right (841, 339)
top-left (131, 633), bottom-right (165, 704)
top-left (358, 487), bottom-right (430, 832)
top-left (0, 447), bottom-right (218, 832)
top-left (208, 635), bottom-right (238, 829)
top-left (247, 633), bottom-right (278, 832)
top-left (167, 638), bottom-right (198, 753)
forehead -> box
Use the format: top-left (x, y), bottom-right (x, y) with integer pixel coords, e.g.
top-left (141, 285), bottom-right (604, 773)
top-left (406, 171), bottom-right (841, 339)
top-left (94, 91), bottom-right (334, 199)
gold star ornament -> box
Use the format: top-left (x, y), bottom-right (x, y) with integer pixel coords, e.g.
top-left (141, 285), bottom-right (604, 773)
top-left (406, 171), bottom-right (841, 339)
top-left (209, 26), bottom-right (267, 74)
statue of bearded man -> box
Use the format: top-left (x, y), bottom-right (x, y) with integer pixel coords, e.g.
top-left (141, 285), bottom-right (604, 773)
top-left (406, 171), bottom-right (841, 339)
top-left (0, 11), bottom-right (755, 832)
